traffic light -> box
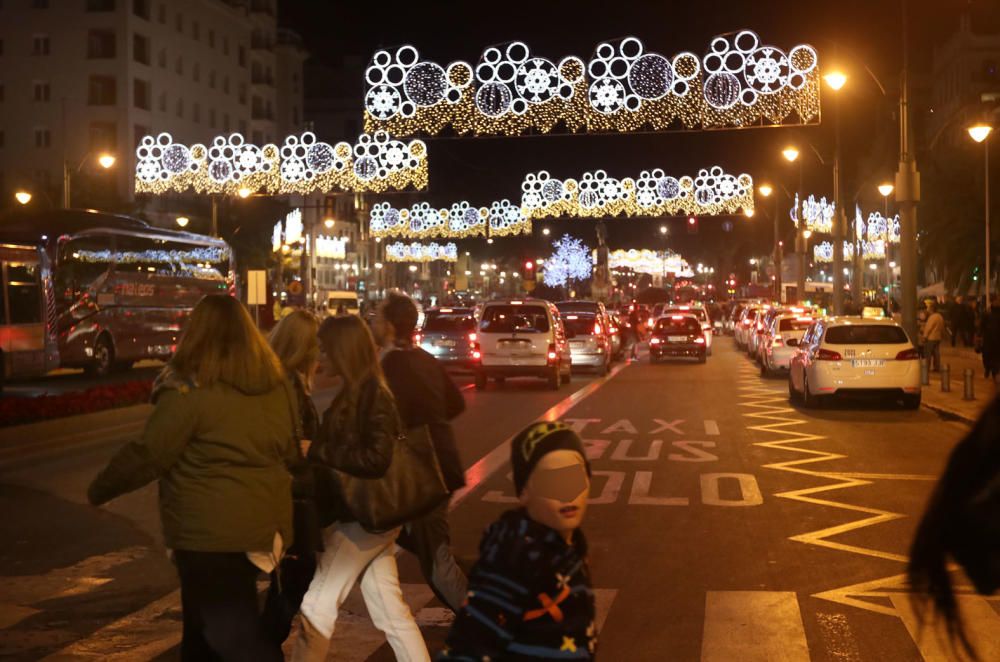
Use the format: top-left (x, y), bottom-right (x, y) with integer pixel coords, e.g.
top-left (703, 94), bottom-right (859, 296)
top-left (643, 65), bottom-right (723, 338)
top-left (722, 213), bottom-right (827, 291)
top-left (523, 259), bottom-right (536, 292)
top-left (687, 216), bottom-right (698, 234)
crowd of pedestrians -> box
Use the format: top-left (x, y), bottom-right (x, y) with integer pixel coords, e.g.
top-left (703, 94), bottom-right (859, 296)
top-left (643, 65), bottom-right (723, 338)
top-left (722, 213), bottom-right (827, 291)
top-left (85, 291), bottom-right (996, 660)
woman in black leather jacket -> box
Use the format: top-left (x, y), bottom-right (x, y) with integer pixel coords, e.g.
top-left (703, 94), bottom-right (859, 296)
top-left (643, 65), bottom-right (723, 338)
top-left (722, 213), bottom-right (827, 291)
top-left (290, 315), bottom-right (429, 662)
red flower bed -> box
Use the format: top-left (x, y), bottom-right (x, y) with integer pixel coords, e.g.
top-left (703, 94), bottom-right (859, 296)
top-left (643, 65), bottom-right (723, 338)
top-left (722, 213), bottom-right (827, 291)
top-left (0, 380), bottom-right (153, 427)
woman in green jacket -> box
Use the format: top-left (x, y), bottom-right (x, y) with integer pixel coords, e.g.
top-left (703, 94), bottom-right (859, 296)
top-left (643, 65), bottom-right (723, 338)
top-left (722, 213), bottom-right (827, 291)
top-left (88, 295), bottom-right (298, 661)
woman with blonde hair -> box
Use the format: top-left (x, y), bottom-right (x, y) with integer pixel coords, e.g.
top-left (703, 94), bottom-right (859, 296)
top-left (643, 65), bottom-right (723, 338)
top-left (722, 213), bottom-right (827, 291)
top-left (293, 314), bottom-right (429, 662)
top-left (88, 295), bottom-right (298, 661)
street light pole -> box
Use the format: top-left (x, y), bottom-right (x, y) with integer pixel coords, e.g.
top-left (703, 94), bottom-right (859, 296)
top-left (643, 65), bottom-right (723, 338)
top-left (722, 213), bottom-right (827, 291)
top-left (898, 0), bottom-right (920, 340)
top-left (968, 126), bottom-right (993, 309)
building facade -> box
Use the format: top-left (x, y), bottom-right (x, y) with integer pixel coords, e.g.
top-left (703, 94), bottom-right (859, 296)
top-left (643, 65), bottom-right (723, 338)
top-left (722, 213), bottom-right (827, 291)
top-left (0, 0), bottom-right (304, 209)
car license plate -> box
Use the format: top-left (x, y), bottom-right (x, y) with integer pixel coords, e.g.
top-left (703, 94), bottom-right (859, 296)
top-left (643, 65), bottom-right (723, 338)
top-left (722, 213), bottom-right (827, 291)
top-left (852, 359), bottom-right (885, 368)
top-left (435, 339), bottom-right (456, 347)
top-left (668, 336), bottom-right (687, 342)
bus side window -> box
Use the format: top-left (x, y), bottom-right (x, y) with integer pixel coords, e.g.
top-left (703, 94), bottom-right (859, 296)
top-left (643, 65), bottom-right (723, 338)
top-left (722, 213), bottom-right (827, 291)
top-left (7, 262), bottom-right (41, 324)
top-left (57, 237), bottom-right (113, 301)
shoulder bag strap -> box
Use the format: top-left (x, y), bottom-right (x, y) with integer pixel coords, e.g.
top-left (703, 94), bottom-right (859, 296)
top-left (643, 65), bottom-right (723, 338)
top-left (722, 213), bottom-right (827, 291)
top-left (280, 378), bottom-right (305, 459)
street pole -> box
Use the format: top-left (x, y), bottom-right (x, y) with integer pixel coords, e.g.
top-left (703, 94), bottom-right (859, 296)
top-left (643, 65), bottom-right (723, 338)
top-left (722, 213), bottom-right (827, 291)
top-left (773, 195), bottom-right (782, 302)
top-left (832, 91), bottom-right (845, 315)
top-left (210, 195), bottom-right (219, 237)
top-left (62, 161), bottom-right (71, 208)
top-left (986, 135), bottom-right (992, 311)
top-left (852, 203), bottom-right (863, 303)
top-left (898, 0), bottom-right (920, 340)
top-left (796, 162), bottom-right (806, 303)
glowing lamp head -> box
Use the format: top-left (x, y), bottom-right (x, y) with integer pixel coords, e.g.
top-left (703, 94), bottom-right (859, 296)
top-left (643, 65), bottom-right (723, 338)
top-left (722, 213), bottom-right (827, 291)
top-left (782, 146), bottom-right (800, 162)
top-left (803, 229), bottom-right (813, 239)
top-left (823, 71), bottom-right (847, 91)
top-left (97, 153), bottom-right (116, 169)
top-left (878, 183), bottom-right (895, 197)
top-left (968, 124), bottom-right (993, 143)
top-left (744, 208), bottom-right (755, 218)
top-left (323, 217), bottom-right (335, 229)
top-left (14, 190), bottom-right (32, 205)
top-left (758, 184), bottom-right (773, 197)
top-left (659, 225), bottom-right (668, 235)
top-left (176, 216), bottom-right (190, 228)
top-left (542, 227), bottom-right (551, 236)
top-left (237, 187), bottom-right (252, 198)
top-left (688, 216), bottom-right (696, 225)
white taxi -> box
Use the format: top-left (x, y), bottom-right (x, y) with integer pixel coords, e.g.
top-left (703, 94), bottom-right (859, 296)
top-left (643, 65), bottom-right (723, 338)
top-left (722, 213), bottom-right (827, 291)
top-left (788, 317), bottom-right (921, 409)
top-left (662, 305), bottom-right (713, 356)
top-left (760, 312), bottom-right (814, 376)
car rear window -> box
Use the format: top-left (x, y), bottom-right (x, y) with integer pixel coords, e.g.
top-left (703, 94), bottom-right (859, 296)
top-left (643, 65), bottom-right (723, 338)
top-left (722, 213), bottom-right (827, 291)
top-left (656, 317), bottom-right (702, 334)
top-left (556, 302), bottom-right (599, 315)
top-left (666, 308), bottom-right (706, 321)
top-left (779, 318), bottom-right (813, 332)
top-left (480, 305), bottom-right (550, 333)
top-left (824, 325), bottom-right (909, 344)
top-left (562, 313), bottom-right (597, 336)
top-left (424, 314), bottom-right (475, 333)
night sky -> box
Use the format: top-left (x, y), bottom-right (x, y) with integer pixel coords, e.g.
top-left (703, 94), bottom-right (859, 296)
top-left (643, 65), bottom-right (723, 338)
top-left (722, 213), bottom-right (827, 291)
top-left (279, 0), bottom-right (999, 266)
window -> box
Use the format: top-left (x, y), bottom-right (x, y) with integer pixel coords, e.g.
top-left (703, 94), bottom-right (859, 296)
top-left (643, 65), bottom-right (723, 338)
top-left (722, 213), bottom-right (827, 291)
top-left (157, 3), bottom-right (165, 23)
top-left (158, 91), bottom-right (166, 111)
top-left (175, 11), bottom-right (182, 33)
top-left (238, 119), bottom-right (247, 135)
top-left (192, 62), bottom-right (199, 82)
top-left (223, 113), bottom-right (230, 132)
top-left (208, 108), bottom-right (215, 128)
top-left (208, 29), bottom-right (215, 48)
top-left (132, 0), bottom-right (149, 19)
top-left (175, 55), bottom-right (183, 75)
top-left (32, 34), bottom-right (50, 56)
top-left (222, 36), bottom-right (229, 55)
top-left (238, 44), bottom-right (246, 67)
top-left (133, 78), bottom-right (150, 110)
top-left (252, 130), bottom-right (262, 144)
top-left (34, 127), bottom-right (51, 148)
top-left (132, 33), bottom-right (149, 65)
top-left (133, 124), bottom-right (148, 148)
top-left (292, 107), bottom-right (299, 125)
top-left (87, 29), bottom-right (116, 58)
top-left (191, 20), bottom-right (199, 40)
top-left (88, 75), bottom-right (116, 105)
top-left (56, 237), bottom-right (112, 302)
top-left (7, 262), bottom-right (42, 324)
top-left (238, 82), bottom-right (246, 104)
top-left (86, 0), bottom-right (115, 10)
top-left (208, 70), bottom-right (215, 89)
top-left (192, 102), bottom-right (199, 122)
top-left (222, 75), bottom-right (229, 93)
top-left (480, 305), bottom-right (550, 333)
top-left (32, 81), bottom-right (50, 102)
top-left (823, 325), bottom-right (909, 345)
top-left (88, 121), bottom-right (116, 151)
top-left (157, 47), bottom-right (166, 67)
top-left (175, 98), bottom-right (182, 117)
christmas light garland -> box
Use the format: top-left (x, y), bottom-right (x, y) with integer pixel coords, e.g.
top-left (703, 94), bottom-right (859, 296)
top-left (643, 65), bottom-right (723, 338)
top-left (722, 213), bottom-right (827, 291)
top-left (363, 31), bottom-right (820, 137)
top-left (607, 248), bottom-right (693, 277)
top-left (799, 194), bottom-right (834, 233)
top-left (385, 241), bottom-right (459, 262)
top-left (369, 199), bottom-right (531, 239)
top-left (522, 167), bottom-right (753, 219)
top-left (543, 234), bottom-right (592, 287)
top-left (135, 131), bottom-right (428, 195)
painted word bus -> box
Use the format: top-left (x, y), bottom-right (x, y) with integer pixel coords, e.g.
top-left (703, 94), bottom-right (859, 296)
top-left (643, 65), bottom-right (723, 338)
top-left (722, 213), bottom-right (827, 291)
top-left (0, 208), bottom-right (233, 384)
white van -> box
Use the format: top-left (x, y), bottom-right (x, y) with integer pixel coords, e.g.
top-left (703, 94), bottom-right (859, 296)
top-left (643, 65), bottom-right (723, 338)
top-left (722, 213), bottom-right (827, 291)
top-left (324, 290), bottom-right (359, 316)
top-left (473, 299), bottom-right (572, 390)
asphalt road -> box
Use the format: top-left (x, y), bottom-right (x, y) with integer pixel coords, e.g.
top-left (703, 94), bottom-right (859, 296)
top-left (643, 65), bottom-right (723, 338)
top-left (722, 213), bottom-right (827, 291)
top-left (1, 340), bottom-right (998, 661)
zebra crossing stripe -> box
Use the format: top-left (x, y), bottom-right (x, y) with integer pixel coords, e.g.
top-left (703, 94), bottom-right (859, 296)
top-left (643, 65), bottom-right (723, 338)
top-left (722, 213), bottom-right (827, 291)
top-left (891, 594), bottom-right (1000, 662)
top-left (701, 591), bottom-right (810, 662)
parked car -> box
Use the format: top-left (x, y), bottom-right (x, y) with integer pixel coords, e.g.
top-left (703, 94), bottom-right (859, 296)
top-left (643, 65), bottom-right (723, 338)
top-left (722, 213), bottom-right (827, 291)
top-left (560, 311), bottom-right (611, 376)
top-left (759, 312), bottom-right (815, 377)
top-left (788, 317), bottom-right (921, 409)
top-left (735, 306), bottom-right (764, 349)
top-left (473, 299), bottom-right (572, 391)
top-left (648, 314), bottom-right (707, 364)
top-left (417, 307), bottom-right (478, 371)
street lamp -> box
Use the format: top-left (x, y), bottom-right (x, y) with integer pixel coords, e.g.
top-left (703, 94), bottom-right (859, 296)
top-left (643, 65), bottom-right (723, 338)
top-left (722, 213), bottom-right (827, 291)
top-left (542, 227), bottom-right (551, 236)
top-left (823, 71), bottom-right (847, 91)
top-left (237, 187), bottom-right (252, 199)
top-left (323, 217), bottom-right (335, 229)
top-left (758, 184), bottom-right (773, 197)
top-left (744, 208), bottom-right (754, 218)
top-left (659, 225), bottom-right (667, 235)
top-left (176, 216), bottom-right (190, 228)
top-left (879, 183), bottom-right (895, 304)
top-left (782, 146), bottom-right (800, 163)
top-left (97, 154), bottom-right (116, 169)
top-left (969, 123), bottom-right (994, 310)
top-left (758, 183), bottom-right (782, 300)
top-left (14, 190), bottom-right (32, 205)
top-left (782, 146), bottom-right (806, 302)
top-left (63, 151), bottom-right (116, 208)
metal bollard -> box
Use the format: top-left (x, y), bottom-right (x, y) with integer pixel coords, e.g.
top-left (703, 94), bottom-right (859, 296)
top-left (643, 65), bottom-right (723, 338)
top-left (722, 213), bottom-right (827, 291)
top-left (920, 358), bottom-right (930, 385)
top-left (964, 368), bottom-right (976, 401)
top-left (941, 364), bottom-right (951, 392)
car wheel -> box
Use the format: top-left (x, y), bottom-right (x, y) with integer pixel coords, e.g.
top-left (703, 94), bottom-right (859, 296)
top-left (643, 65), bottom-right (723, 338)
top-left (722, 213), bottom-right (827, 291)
top-left (802, 377), bottom-right (821, 408)
top-left (698, 352), bottom-right (707, 364)
top-left (474, 371), bottom-right (487, 391)
top-left (86, 335), bottom-right (114, 378)
top-left (788, 374), bottom-right (802, 402)
top-left (902, 393), bottom-right (921, 410)
top-left (760, 361), bottom-right (769, 378)
top-left (548, 366), bottom-right (561, 390)
top-left (560, 369), bottom-right (571, 385)
top-left (707, 345), bottom-right (713, 357)
top-left (596, 361), bottom-right (608, 377)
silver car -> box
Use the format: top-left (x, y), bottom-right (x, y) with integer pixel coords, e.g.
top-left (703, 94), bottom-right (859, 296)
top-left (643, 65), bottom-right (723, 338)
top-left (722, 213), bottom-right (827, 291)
top-left (417, 307), bottom-right (478, 370)
top-left (760, 313), bottom-right (815, 377)
top-left (561, 311), bottom-right (611, 376)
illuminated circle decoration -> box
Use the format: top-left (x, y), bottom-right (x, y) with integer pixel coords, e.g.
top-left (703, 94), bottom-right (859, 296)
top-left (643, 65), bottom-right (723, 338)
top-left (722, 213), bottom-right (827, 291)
top-left (521, 167), bottom-right (753, 219)
top-left (813, 241), bottom-right (855, 263)
top-left (363, 31), bottom-right (820, 136)
top-left (370, 200), bottom-right (499, 239)
top-left (385, 241), bottom-right (459, 263)
top-left (800, 194), bottom-right (835, 234)
top-left (608, 248), bottom-right (694, 278)
top-left (134, 131), bottom-right (427, 195)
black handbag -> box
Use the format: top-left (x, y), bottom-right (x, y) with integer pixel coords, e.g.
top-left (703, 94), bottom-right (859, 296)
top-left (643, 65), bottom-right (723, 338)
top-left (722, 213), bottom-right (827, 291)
top-left (334, 391), bottom-right (450, 533)
top-left (280, 379), bottom-right (323, 554)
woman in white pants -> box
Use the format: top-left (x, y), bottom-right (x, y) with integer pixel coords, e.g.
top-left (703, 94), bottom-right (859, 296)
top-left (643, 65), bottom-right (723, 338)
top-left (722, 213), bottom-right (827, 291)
top-left (293, 315), bottom-right (428, 662)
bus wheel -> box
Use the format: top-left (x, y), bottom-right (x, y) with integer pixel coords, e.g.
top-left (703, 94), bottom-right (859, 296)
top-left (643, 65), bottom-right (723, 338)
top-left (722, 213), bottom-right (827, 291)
top-left (87, 336), bottom-right (114, 378)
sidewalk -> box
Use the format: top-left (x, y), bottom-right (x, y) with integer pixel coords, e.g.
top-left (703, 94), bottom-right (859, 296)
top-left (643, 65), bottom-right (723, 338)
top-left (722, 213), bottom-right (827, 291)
top-left (921, 344), bottom-right (997, 424)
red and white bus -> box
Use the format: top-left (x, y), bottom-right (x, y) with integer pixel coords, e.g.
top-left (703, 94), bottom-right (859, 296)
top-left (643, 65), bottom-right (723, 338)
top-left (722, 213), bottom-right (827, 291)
top-left (0, 208), bottom-right (234, 384)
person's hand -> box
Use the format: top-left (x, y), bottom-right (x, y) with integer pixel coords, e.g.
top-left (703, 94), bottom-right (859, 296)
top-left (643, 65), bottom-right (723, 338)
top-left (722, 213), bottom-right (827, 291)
top-left (300, 439), bottom-right (312, 457)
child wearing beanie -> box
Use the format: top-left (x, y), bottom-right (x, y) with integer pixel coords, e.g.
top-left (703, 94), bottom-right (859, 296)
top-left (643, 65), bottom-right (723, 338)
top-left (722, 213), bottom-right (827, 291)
top-left (439, 421), bottom-right (597, 660)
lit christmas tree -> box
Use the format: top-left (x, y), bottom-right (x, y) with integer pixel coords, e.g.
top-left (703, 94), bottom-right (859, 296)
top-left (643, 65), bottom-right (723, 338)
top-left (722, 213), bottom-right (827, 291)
top-left (543, 234), bottom-right (592, 288)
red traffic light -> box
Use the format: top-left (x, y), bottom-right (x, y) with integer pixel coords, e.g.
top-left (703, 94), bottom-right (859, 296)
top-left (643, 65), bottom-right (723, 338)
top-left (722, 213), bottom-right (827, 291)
top-left (525, 261), bottom-right (534, 270)
top-left (688, 216), bottom-right (696, 225)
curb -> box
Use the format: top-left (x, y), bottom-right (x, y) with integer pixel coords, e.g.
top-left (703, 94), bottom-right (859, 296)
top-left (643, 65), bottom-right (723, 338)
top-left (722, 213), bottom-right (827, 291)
top-left (0, 404), bottom-right (152, 460)
top-left (921, 401), bottom-right (976, 425)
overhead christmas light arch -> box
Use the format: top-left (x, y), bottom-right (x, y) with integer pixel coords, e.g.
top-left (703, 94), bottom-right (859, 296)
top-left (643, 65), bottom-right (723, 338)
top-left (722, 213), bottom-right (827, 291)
top-left (385, 241), bottom-right (459, 262)
top-left (369, 199), bottom-right (531, 239)
top-left (522, 166), bottom-right (753, 219)
top-left (363, 30), bottom-right (820, 137)
top-left (134, 131), bottom-right (427, 195)
top-left (608, 248), bottom-right (694, 277)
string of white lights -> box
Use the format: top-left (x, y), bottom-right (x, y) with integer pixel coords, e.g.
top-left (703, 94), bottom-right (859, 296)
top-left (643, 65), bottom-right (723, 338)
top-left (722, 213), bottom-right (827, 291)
top-left (522, 167), bottom-right (753, 218)
top-left (363, 31), bottom-right (820, 136)
top-left (607, 248), bottom-right (694, 277)
top-left (385, 241), bottom-right (459, 262)
top-left (135, 131), bottom-right (428, 195)
top-left (369, 199), bottom-right (531, 239)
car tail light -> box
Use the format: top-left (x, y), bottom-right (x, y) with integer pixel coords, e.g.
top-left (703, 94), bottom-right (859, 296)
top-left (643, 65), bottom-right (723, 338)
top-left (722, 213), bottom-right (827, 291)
top-left (895, 348), bottom-right (920, 360)
top-left (470, 342), bottom-right (482, 361)
top-left (649, 337), bottom-right (662, 345)
top-left (816, 348), bottom-right (842, 361)
top-left (742, 319), bottom-right (753, 326)
top-left (594, 321), bottom-right (604, 336)
top-left (609, 326), bottom-right (618, 334)
top-left (547, 343), bottom-right (558, 363)
top-left (414, 333), bottom-right (422, 345)
top-left (468, 332), bottom-right (477, 342)
top-left (694, 337), bottom-right (706, 344)
top-left (756, 322), bottom-right (764, 331)
top-left (648, 317), bottom-right (655, 327)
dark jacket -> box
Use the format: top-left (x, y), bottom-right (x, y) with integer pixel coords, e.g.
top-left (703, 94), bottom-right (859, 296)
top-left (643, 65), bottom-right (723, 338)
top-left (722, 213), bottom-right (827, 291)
top-left (382, 346), bottom-right (466, 492)
top-left (308, 376), bottom-right (399, 528)
top-left (439, 509), bottom-right (596, 661)
top-left (88, 366), bottom-right (298, 553)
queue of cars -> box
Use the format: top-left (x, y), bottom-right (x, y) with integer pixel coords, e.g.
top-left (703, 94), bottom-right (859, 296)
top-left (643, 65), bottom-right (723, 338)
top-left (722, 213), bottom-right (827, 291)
top-left (727, 300), bottom-right (922, 409)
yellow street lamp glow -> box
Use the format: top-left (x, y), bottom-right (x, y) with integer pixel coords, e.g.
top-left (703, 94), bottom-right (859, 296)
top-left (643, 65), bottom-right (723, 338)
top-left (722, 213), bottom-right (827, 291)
top-left (878, 183), bottom-right (894, 197)
top-left (758, 184), bottom-right (773, 197)
top-left (968, 124), bottom-right (993, 143)
top-left (823, 71), bottom-right (847, 91)
top-left (744, 208), bottom-right (755, 218)
top-left (237, 187), bottom-right (252, 198)
top-left (803, 229), bottom-right (813, 239)
top-left (14, 190), bottom-right (32, 205)
top-left (176, 216), bottom-right (190, 228)
top-left (542, 227), bottom-right (551, 236)
top-left (782, 146), bottom-right (800, 162)
top-left (659, 225), bottom-right (668, 235)
top-left (323, 217), bottom-right (335, 229)
top-left (97, 153), bottom-right (116, 169)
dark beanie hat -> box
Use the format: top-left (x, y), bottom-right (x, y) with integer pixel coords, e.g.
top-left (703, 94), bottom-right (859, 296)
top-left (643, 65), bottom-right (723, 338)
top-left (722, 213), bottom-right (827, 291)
top-left (511, 421), bottom-right (591, 496)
